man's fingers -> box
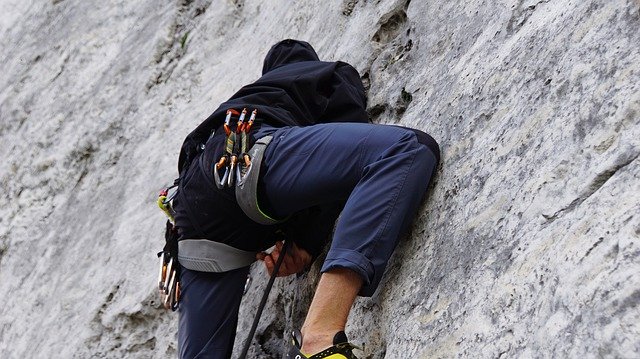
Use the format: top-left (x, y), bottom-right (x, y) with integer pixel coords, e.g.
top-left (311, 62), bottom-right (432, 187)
top-left (279, 251), bottom-right (296, 277)
top-left (264, 254), bottom-right (274, 275)
top-left (278, 259), bottom-right (289, 277)
top-left (259, 241), bottom-right (310, 277)
top-left (271, 246), bottom-right (280, 260)
top-left (290, 243), bottom-right (310, 270)
top-left (290, 251), bottom-right (303, 270)
top-left (284, 252), bottom-right (303, 276)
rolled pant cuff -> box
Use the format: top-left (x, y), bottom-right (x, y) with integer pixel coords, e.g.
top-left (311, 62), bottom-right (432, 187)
top-left (320, 248), bottom-right (376, 297)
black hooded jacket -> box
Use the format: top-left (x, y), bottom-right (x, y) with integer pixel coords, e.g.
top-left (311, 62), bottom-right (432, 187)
top-left (178, 39), bottom-right (369, 173)
top-left (173, 40), bottom-right (369, 256)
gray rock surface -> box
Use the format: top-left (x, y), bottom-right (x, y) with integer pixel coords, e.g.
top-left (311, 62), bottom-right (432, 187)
top-left (1, 0), bottom-right (638, 358)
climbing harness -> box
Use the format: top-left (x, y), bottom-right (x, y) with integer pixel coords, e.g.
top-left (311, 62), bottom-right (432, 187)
top-left (154, 108), bottom-right (285, 314)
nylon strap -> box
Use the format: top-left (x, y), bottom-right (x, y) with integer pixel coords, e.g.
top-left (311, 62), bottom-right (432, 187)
top-left (235, 135), bottom-right (286, 225)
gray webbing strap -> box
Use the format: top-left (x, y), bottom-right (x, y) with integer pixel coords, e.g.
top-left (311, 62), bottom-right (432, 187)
top-left (178, 239), bottom-right (256, 272)
top-left (235, 135), bottom-right (286, 225)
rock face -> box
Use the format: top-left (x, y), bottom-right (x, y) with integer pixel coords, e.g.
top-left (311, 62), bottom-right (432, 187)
top-left (0, 0), bottom-right (638, 357)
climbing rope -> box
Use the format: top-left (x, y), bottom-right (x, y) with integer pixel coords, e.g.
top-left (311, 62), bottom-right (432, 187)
top-left (238, 239), bottom-right (291, 359)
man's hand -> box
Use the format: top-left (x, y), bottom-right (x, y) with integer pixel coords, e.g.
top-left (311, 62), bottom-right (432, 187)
top-left (256, 241), bottom-right (311, 277)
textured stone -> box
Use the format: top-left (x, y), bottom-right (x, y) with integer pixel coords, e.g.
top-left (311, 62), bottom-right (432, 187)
top-left (0, 0), bottom-right (638, 358)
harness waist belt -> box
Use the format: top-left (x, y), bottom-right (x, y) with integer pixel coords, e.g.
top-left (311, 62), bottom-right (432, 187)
top-left (178, 239), bottom-right (256, 272)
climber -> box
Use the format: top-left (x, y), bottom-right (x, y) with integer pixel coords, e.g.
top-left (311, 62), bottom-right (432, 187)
top-left (170, 39), bottom-right (440, 358)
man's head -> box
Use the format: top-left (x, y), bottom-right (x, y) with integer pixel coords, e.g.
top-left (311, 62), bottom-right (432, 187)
top-left (262, 39), bottom-right (320, 75)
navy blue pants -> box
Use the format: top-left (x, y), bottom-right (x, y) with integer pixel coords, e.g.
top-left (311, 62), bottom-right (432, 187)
top-left (178, 122), bottom-right (439, 358)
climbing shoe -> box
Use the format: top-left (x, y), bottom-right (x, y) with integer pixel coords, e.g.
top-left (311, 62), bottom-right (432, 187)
top-left (286, 330), bottom-right (359, 359)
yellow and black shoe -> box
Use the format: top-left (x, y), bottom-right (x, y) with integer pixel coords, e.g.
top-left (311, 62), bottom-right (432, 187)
top-left (286, 330), bottom-right (359, 359)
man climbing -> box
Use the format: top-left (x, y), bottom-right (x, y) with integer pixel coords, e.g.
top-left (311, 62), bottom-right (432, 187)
top-left (170, 39), bottom-right (440, 358)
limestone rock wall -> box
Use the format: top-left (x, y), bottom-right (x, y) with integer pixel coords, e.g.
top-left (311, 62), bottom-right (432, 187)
top-left (0, 0), bottom-right (638, 358)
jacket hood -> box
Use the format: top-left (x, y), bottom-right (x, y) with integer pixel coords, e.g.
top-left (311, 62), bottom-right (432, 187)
top-left (261, 39), bottom-right (320, 75)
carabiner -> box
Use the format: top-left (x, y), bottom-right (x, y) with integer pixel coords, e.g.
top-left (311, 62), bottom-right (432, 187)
top-left (227, 157), bottom-right (237, 187)
top-left (214, 165), bottom-right (229, 189)
top-left (236, 158), bottom-right (254, 187)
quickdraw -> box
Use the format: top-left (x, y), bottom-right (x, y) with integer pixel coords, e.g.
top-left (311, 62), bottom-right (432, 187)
top-left (158, 247), bottom-right (180, 311)
top-left (157, 184), bottom-right (181, 311)
top-left (214, 108), bottom-right (257, 189)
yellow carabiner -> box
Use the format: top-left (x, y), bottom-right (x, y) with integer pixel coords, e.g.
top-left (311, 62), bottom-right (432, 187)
top-left (157, 195), bottom-right (175, 223)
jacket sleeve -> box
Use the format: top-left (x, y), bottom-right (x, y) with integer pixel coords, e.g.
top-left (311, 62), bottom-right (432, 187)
top-left (316, 62), bottom-right (369, 124)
